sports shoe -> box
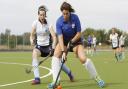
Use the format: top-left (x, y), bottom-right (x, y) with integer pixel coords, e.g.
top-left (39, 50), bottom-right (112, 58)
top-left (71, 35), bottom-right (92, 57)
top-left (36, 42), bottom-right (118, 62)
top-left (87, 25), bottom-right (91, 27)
top-left (68, 71), bottom-right (74, 82)
top-left (95, 76), bottom-right (105, 88)
top-left (32, 78), bottom-right (41, 85)
top-left (47, 82), bottom-right (60, 89)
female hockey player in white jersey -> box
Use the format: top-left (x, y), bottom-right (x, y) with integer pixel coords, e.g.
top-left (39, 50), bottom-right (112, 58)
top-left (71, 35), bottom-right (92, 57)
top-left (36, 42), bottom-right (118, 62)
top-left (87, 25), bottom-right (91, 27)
top-left (119, 33), bottom-right (126, 60)
top-left (30, 5), bottom-right (74, 85)
top-left (109, 28), bottom-right (120, 61)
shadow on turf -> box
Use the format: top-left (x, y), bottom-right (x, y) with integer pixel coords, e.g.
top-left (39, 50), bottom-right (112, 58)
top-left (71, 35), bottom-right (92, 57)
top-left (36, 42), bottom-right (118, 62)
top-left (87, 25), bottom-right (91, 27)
top-left (105, 82), bottom-right (125, 86)
top-left (61, 78), bottom-right (124, 88)
top-left (61, 78), bottom-right (91, 83)
top-left (61, 78), bottom-right (97, 88)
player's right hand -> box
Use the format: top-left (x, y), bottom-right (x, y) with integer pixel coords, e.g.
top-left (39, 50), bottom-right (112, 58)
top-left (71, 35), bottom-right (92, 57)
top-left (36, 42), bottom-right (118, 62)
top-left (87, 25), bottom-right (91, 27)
top-left (30, 39), bottom-right (34, 46)
top-left (69, 41), bottom-right (73, 47)
top-left (50, 48), bottom-right (54, 56)
top-left (62, 51), bottom-right (67, 62)
top-left (108, 40), bottom-right (111, 43)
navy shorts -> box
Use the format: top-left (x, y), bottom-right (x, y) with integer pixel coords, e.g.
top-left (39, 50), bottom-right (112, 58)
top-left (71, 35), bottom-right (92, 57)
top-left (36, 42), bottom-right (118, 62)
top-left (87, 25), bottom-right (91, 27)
top-left (112, 46), bottom-right (119, 49)
top-left (64, 40), bottom-right (83, 52)
top-left (35, 45), bottom-right (52, 57)
top-left (121, 45), bottom-right (125, 48)
top-left (112, 43), bottom-right (119, 49)
top-left (87, 43), bottom-right (92, 48)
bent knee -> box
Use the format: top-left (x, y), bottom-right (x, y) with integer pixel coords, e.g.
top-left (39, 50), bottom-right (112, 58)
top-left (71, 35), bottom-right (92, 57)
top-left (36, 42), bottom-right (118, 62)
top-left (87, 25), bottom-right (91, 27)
top-left (79, 57), bottom-right (87, 64)
top-left (32, 49), bottom-right (40, 58)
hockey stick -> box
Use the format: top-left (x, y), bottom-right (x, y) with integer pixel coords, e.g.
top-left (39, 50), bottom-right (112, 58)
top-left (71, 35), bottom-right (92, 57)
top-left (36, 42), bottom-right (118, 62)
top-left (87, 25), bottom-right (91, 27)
top-left (25, 53), bottom-right (51, 74)
top-left (53, 42), bottom-right (71, 89)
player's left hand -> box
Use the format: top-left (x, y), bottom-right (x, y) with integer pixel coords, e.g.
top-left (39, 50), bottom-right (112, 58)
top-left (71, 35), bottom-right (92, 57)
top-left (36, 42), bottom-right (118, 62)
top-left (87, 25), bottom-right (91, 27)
top-left (68, 41), bottom-right (73, 49)
top-left (50, 48), bottom-right (54, 56)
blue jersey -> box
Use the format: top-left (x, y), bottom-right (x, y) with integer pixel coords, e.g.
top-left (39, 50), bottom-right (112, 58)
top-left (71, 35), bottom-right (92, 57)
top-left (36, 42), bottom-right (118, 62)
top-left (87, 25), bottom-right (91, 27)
top-left (56, 14), bottom-right (81, 43)
top-left (87, 36), bottom-right (92, 44)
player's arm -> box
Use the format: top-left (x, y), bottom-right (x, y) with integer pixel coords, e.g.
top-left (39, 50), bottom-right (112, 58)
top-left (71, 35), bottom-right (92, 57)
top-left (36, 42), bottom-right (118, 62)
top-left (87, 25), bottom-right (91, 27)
top-left (56, 20), bottom-right (65, 52)
top-left (71, 15), bottom-right (81, 43)
top-left (108, 34), bottom-right (112, 43)
top-left (71, 32), bottom-right (81, 43)
top-left (57, 35), bottom-right (65, 52)
top-left (30, 26), bottom-right (36, 46)
top-left (49, 25), bottom-right (57, 49)
top-left (56, 20), bottom-right (67, 61)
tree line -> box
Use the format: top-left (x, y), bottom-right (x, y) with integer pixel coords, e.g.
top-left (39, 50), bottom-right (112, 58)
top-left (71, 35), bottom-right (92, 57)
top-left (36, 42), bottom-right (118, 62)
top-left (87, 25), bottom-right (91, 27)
top-left (0, 29), bottom-right (30, 49)
top-left (82, 28), bottom-right (128, 47)
top-left (0, 28), bottom-right (128, 49)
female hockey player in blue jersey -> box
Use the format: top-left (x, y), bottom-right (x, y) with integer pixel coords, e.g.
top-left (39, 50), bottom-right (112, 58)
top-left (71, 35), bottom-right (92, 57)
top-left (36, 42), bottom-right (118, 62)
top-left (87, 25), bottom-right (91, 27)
top-left (48, 2), bottom-right (105, 89)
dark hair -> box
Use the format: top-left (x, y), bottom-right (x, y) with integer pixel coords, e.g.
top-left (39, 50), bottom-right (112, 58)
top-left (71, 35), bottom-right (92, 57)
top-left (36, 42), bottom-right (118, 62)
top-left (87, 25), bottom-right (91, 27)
top-left (38, 5), bottom-right (48, 24)
top-left (60, 2), bottom-right (75, 13)
top-left (38, 5), bottom-right (48, 16)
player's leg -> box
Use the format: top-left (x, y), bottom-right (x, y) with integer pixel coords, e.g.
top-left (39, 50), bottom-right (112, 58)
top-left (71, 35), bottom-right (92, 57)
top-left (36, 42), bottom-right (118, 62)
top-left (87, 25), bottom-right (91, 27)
top-left (89, 44), bottom-right (93, 56)
top-left (52, 43), bottom-right (74, 82)
top-left (113, 47), bottom-right (119, 61)
top-left (92, 44), bottom-right (95, 56)
top-left (32, 48), bottom-right (41, 85)
top-left (61, 60), bottom-right (74, 82)
top-left (73, 44), bottom-right (105, 87)
top-left (94, 44), bottom-right (96, 53)
top-left (48, 44), bottom-right (65, 88)
top-left (86, 45), bottom-right (89, 54)
top-left (115, 47), bottom-right (121, 61)
top-left (48, 44), bottom-right (72, 88)
top-left (119, 46), bottom-right (125, 60)
top-left (122, 46), bottom-right (125, 59)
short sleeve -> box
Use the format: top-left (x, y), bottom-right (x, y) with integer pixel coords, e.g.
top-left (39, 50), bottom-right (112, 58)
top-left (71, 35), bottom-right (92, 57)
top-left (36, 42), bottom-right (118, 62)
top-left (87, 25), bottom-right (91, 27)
top-left (110, 34), bottom-right (112, 40)
top-left (74, 14), bottom-right (81, 32)
top-left (32, 20), bottom-right (37, 29)
top-left (56, 19), bottom-right (62, 35)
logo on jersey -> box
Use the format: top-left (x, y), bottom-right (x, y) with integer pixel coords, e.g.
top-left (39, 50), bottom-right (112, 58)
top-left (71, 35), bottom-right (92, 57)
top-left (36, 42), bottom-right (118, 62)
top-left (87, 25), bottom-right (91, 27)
top-left (38, 45), bottom-right (40, 49)
top-left (45, 28), bottom-right (49, 33)
top-left (72, 23), bottom-right (75, 29)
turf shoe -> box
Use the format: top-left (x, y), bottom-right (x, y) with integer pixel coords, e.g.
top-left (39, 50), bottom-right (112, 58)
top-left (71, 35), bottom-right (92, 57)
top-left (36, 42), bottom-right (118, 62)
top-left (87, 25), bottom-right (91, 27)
top-left (32, 78), bottom-right (41, 85)
top-left (68, 71), bottom-right (74, 82)
top-left (95, 76), bottom-right (105, 88)
top-left (47, 82), bottom-right (60, 89)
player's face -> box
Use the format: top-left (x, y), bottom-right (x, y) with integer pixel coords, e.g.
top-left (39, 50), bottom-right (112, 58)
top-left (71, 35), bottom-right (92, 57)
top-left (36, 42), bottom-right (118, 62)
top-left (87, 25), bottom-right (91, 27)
top-left (62, 10), bottom-right (70, 21)
top-left (112, 29), bottom-right (115, 34)
top-left (38, 11), bottom-right (46, 21)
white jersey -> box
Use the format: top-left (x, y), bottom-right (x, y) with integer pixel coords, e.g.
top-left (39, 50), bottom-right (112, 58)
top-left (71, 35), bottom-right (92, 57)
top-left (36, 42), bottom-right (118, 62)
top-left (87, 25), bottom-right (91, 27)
top-left (92, 37), bottom-right (97, 45)
top-left (110, 33), bottom-right (119, 48)
top-left (32, 20), bottom-right (50, 46)
top-left (119, 35), bottom-right (125, 46)
top-left (92, 37), bottom-right (97, 47)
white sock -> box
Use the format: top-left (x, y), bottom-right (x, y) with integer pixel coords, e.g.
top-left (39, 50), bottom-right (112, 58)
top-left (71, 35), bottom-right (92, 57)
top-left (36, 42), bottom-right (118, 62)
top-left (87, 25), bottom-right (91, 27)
top-left (87, 50), bottom-right (88, 54)
top-left (122, 52), bottom-right (125, 59)
top-left (89, 50), bottom-right (91, 54)
top-left (84, 58), bottom-right (98, 79)
top-left (52, 56), bottom-right (61, 82)
top-left (32, 59), bottom-right (40, 78)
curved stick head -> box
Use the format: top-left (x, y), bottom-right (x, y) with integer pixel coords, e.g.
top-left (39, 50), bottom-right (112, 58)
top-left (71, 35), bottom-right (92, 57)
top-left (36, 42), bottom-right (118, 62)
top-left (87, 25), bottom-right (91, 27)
top-left (25, 68), bottom-right (31, 74)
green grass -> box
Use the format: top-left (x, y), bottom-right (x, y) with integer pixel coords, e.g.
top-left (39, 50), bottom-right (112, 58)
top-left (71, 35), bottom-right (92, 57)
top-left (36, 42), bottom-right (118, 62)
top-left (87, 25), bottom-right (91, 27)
top-left (0, 51), bottom-right (128, 89)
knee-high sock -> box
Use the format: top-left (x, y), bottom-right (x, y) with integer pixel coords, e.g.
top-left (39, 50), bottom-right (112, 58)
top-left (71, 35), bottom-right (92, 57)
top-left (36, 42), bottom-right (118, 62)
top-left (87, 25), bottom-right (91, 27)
top-left (60, 58), bottom-right (70, 75)
top-left (122, 52), bottom-right (125, 59)
top-left (84, 58), bottom-right (98, 79)
top-left (52, 56), bottom-right (61, 82)
top-left (32, 59), bottom-right (40, 78)
top-left (115, 52), bottom-right (120, 61)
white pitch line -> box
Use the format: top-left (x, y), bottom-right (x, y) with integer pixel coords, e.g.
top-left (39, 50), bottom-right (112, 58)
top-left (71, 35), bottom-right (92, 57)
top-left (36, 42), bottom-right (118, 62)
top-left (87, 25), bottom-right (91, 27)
top-left (0, 62), bottom-right (52, 87)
